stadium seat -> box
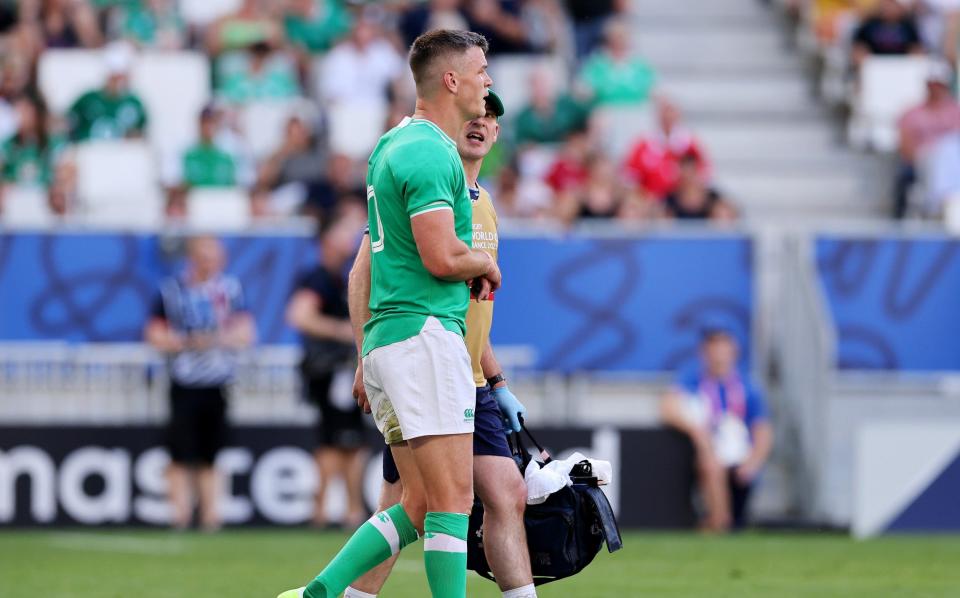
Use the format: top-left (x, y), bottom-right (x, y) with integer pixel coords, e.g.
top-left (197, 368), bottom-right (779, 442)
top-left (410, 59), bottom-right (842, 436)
top-left (179, 0), bottom-right (242, 27)
top-left (131, 52), bottom-right (211, 158)
top-left (186, 187), bottom-right (252, 231)
top-left (0, 185), bottom-right (54, 229)
top-left (74, 141), bottom-right (164, 229)
top-left (327, 101), bottom-right (388, 160)
top-left (849, 56), bottom-right (931, 152)
top-left (487, 55), bottom-right (569, 116)
top-left (240, 100), bottom-right (305, 160)
top-left (37, 50), bottom-right (107, 114)
top-left (591, 105), bottom-right (656, 160)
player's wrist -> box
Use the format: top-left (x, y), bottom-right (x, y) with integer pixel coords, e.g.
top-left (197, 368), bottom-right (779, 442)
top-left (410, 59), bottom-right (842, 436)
top-left (487, 372), bottom-right (506, 388)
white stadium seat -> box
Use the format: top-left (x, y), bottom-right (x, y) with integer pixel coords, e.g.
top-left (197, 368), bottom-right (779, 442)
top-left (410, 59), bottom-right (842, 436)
top-left (327, 101), bottom-right (388, 161)
top-left (186, 187), bottom-right (252, 231)
top-left (1, 185), bottom-right (54, 229)
top-left (37, 50), bottom-right (107, 115)
top-left (74, 140), bottom-right (164, 229)
top-left (240, 100), bottom-right (304, 160)
top-left (131, 51), bottom-right (211, 158)
top-left (178, 0), bottom-right (242, 27)
top-left (849, 56), bottom-right (931, 152)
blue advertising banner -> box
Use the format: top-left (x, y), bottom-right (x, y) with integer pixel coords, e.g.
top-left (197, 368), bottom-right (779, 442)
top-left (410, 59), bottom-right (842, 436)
top-left (816, 236), bottom-right (960, 371)
top-left (491, 235), bottom-right (753, 372)
top-left (0, 232), bottom-right (316, 345)
top-left (0, 231), bottom-right (754, 373)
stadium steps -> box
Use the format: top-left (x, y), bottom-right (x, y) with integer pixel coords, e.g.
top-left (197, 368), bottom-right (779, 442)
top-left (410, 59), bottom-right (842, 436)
top-left (630, 0), bottom-right (889, 221)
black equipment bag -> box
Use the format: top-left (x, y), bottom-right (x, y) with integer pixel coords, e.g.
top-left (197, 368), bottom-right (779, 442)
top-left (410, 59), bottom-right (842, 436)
top-left (467, 421), bottom-right (623, 586)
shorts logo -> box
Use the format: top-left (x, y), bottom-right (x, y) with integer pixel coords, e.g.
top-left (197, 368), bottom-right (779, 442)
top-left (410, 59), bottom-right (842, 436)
top-left (463, 408), bottom-right (475, 421)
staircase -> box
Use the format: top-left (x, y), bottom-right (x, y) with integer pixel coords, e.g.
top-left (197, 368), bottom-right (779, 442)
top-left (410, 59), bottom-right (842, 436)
top-left (629, 0), bottom-right (890, 222)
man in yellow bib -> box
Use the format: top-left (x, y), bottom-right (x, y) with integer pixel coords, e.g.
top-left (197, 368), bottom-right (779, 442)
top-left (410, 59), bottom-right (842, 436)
top-left (347, 90), bottom-right (537, 598)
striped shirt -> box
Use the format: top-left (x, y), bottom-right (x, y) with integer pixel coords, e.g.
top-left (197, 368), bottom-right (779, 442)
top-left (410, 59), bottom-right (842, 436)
top-left (151, 274), bottom-right (248, 387)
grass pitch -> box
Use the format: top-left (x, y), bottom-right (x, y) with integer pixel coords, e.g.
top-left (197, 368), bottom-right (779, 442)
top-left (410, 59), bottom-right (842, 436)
top-left (1, 529), bottom-right (959, 597)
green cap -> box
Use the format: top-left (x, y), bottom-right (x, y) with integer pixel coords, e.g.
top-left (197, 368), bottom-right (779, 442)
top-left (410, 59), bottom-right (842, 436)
top-left (484, 89), bottom-right (505, 118)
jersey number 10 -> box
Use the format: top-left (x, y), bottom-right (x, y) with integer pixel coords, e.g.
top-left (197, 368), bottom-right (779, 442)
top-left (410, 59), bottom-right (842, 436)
top-left (367, 185), bottom-right (385, 253)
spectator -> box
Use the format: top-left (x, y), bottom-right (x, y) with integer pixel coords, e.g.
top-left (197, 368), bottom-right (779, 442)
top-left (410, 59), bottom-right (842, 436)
top-left (493, 158), bottom-right (554, 218)
top-left (286, 215), bottom-right (368, 529)
top-left (182, 106), bottom-right (237, 188)
top-left (852, 0), bottom-right (924, 67)
top-left (544, 125), bottom-right (591, 195)
top-left (660, 329), bottom-right (773, 532)
top-left (29, 0), bottom-right (103, 49)
top-left (317, 15), bottom-right (404, 108)
top-left (399, 0), bottom-right (469, 48)
top-left (205, 0), bottom-right (282, 56)
top-left (216, 40), bottom-right (301, 103)
top-left (66, 42), bottom-right (147, 142)
top-left (576, 19), bottom-right (656, 106)
top-left (282, 151), bottom-right (365, 222)
top-left (623, 98), bottom-right (710, 201)
top-left (283, 0), bottom-right (352, 54)
top-left (464, 0), bottom-right (534, 54)
top-left (112, 0), bottom-right (186, 50)
top-left (257, 113), bottom-right (327, 209)
top-left (565, 0), bottom-right (626, 60)
top-left (144, 236), bottom-right (256, 531)
top-left (514, 67), bottom-right (589, 145)
top-left (663, 153), bottom-right (737, 221)
top-left (555, 153), bottom-right (626, 223)
top-left (0, 95), bottom-right (66, 186)
top-left (895, 61), bottom-right (960, 217)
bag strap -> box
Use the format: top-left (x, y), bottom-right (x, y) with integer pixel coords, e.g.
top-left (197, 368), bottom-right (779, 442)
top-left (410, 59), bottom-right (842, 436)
top-left (518, 416), bottom-right (552, 464)
top-left (581, 486), bottom-right (624, 553)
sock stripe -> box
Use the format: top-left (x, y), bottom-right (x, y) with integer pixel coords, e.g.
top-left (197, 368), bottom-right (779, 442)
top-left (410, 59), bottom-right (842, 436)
top-left (424, 532), bottom-right (467, 553)
top-left (368, 511), bottom-right (401, 555)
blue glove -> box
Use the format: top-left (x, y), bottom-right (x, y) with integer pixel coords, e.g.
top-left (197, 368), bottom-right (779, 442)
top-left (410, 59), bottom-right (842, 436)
top-left (490, 385), bottom-right (526, 434)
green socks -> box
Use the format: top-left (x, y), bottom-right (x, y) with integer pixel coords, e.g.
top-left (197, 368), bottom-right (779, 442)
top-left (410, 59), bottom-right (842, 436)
top-left (304, 504), bottom-right (419, 598)
top-left (423, 511), bottom-right (470, 598)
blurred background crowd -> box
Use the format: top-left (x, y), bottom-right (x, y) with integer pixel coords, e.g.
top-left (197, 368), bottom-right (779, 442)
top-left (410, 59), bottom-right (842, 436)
top-left (1, 0), bottom-right (958, 230)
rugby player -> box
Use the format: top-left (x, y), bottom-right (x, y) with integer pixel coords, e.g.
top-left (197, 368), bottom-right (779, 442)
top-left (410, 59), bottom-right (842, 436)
top-left (345, 91), bottom-right (536, 598)
top-left (278, 29), bottom-right (498, 598)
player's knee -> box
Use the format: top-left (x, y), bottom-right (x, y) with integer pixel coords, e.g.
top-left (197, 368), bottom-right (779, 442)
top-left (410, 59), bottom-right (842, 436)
top-left (485, 474), bottom-right (526, 518)
top-left (401, 492), bottom-right (428, 532)
top-left (426, 486), bottom-right (474, 515)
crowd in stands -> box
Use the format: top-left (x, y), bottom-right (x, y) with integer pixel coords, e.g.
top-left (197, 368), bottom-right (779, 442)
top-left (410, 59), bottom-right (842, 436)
top-left (789, 0), bottom-right (960, 220)
top-left (0, 0), bottom-right (740, 229)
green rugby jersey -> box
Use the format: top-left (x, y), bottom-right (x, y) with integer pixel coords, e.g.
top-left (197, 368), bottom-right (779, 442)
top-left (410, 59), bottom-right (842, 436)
top-left (362, 116), bottom-right (472, 356)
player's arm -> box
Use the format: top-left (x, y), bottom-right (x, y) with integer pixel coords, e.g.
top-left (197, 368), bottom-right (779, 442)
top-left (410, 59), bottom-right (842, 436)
top-left (482, 339), bottom-right (527, 433)
top-left (411, 209), bottom-right (500, 292)
top-left (347, 236), bottom-right (372, 355)
top-left (347, 235), bottom-right (373, 413)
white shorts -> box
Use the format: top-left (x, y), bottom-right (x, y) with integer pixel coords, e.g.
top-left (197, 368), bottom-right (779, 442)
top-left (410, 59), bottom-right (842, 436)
top-left (363, 316), bottom-right (475, 444)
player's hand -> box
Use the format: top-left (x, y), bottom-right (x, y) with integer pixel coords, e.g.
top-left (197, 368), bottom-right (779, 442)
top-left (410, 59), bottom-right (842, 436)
top-left (491, 385), bottom-right (526, 434)
top-left (472, 276), bottom-right (493, 301)
top-left (353, 364), bottom-right (371, 414)
top-left (482, 257), bottom-right (501, 293)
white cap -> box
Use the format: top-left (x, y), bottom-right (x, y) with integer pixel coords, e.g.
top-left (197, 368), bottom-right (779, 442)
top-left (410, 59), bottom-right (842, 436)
top-left (104, 41), bottom-right (135, 75)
